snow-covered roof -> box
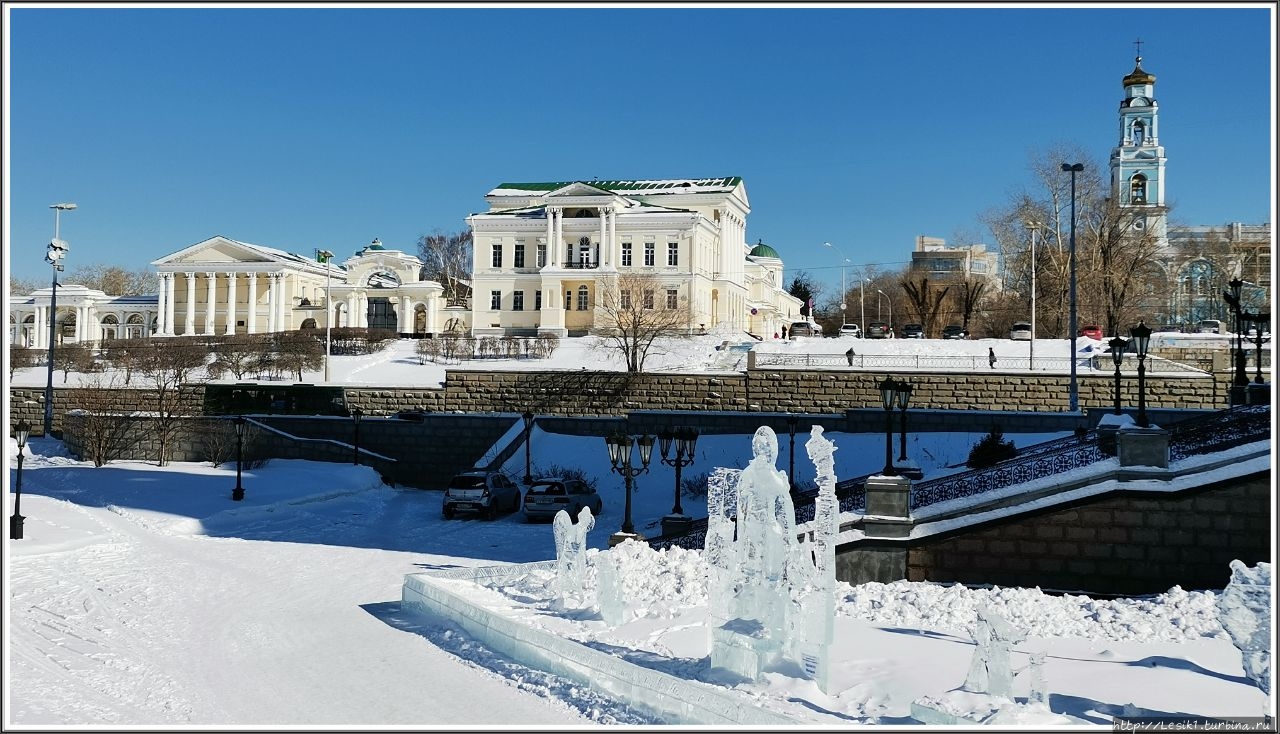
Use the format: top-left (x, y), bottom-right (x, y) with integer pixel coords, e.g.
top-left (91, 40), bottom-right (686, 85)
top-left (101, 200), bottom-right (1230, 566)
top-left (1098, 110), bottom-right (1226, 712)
top-left (488, 177), bottom-right (742, 197)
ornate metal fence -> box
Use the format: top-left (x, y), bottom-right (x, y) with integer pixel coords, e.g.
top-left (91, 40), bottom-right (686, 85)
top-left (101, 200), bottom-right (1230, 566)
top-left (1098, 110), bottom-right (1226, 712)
top-left (1167, 403), bottom-right (1271, 462)
top-left (751, 352), bottom-right (1206, 374)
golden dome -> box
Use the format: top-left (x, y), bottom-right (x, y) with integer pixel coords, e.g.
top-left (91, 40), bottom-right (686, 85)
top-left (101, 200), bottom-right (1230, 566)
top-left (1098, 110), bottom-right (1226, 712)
top-left (1123, 56), bottom-right (1156, 87)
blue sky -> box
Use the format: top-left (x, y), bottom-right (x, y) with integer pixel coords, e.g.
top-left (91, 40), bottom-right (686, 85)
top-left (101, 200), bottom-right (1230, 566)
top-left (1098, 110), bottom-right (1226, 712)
top-left (5, 4), bottom-right (1274, 295)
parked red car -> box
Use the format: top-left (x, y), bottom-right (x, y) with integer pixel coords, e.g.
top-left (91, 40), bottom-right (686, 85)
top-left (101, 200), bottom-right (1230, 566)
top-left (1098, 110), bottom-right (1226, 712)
top-left (1078, 325), bottom-right (1104, 340)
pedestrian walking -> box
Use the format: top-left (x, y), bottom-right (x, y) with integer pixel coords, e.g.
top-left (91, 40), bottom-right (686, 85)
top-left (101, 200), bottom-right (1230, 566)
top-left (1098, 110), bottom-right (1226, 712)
top-left (781, 325), bottom-right (788, 339)
top-left (846, 347), bottom-right (855, 366)
top-left (988, 347), bottom-right (997, 369)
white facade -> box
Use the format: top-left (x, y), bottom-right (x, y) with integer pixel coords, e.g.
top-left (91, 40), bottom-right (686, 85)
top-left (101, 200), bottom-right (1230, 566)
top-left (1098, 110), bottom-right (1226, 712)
top-left (9, 285), bottom-right (158, 349)
top-left (466, 178), bottom-right (803, 338)
top-left (150, 236), bottom-right (450, 338)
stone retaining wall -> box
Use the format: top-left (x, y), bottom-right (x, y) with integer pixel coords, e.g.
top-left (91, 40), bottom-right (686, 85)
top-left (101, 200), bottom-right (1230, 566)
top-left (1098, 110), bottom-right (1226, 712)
top-left (904, 471), bottom-right (1271, 595)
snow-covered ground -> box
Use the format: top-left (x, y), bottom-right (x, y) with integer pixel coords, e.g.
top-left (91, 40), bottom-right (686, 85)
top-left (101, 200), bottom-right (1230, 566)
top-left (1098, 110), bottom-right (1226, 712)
top-left (5, 429), bottom-right (1273, 726)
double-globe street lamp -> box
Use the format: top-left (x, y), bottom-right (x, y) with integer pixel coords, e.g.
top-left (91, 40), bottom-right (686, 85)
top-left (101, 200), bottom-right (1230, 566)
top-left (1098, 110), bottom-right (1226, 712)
top-left (657, 426), bottom-right (698, 517)
top-left (1130, 322), bottom-right (1152, 427)
top-left (317, 249), bottom-right (335, 383)
top-left (896, 381), bottom-right (913, 466)
top-left (605, 432), bottom-right (655, 542)
top-left (232, 416), bottom-right (246, 501)
top-left (1224, 278), bottom-right (1249, 391)
top-left (785, 414), bottom-right (799, 493)
top-left (352, 407), bottom-right (364, 465)
top-left (879, 377), bottom-right (900, 476)
top-left (522, 411), bottom-right (535, 484)
top-left (1108, 336), bottom-right (1129, 415)
top-left (1061, 163), bottom-right (1084, 412)
top-left (44, 203), bottom-right (76, 436)
top-left (11, 420), bottom-right (31, 539)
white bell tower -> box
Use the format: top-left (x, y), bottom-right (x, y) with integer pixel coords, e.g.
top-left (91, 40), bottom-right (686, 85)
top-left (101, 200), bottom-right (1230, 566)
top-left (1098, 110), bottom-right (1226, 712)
top-left (1109, 40), bottom-right (1168, 244)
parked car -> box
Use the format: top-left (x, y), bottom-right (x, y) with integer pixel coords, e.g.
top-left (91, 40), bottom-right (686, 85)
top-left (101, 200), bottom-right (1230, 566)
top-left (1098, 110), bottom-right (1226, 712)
top-left (866, 321), bottom-right (891, 339)
top-left (838, 323), bottom-right (862, 338)
top-left (901, 323), bottom-right (924, 339)
top-left (392, 409), bottom-right (431, 422)
top-left (788, 321), bottom-right (819, 338)
top-left (1197, 319), bottom-right (1226, 334)
top-left (523, 478), bottom-right (603, 522)
top-left (942, 324), bottom-right (968, 339)
top-left (442, 470), bottom-right (522, 520)
top-left (1009, 321), bottom-right (1033, 340)
top-left (1078, 324), bottom-right (1104, 340)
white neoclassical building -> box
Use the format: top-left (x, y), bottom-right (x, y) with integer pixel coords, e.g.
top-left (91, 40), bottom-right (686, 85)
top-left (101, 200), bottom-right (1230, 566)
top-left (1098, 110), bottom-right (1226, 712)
top-left (149, 235), bottom-right (453, 338)
top-left (466, 177), bottom-right (803, 338)
top-left (9, 286), bottom-right (159, 349)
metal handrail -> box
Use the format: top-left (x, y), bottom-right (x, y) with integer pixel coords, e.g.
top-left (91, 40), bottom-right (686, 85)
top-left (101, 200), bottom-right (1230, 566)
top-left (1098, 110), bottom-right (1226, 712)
top-left (751, 352), bottom-right (1206, 374)
top-left (1167, 403), bottom-right (1271, 462)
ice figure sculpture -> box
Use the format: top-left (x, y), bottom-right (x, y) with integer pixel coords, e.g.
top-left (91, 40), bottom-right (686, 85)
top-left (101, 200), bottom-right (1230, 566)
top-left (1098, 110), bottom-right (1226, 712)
top-left (704, 466), bottom-right (742, 639)
top-left (963, 606), bottom-right (1026, 699)
top-left (596, 550), bottom-right (627, 626)
top-left (552, 506), bottom-right (595, 606)
top-left (788, 425), bottom-right (838, 691)
top-left (1218, 560), bottom-right (1271, 695)
top-left (1026, 651), bottom-right (1048, 705)
top-left (709, 426), bottom-right (797, 681)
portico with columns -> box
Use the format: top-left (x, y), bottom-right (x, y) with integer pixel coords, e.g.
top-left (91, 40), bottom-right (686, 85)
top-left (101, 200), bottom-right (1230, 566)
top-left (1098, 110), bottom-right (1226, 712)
top-left (8, 285), bottom-right (159, 349)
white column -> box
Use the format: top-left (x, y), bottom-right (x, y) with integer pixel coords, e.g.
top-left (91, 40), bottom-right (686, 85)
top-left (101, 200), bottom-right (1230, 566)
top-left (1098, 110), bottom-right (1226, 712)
top-left (34, 306), bottom-right (46, 349)
top-left (204, 272), bottom-right (217, 334)
top-left (606, 207), bottom-right (616, 266)
top-left (184, 272), bottom-right (197, 335)
top-left (545, 207), bottom-right (554, 256)
top-left (598, 210), bottom-right (606, 266)
top-left (74, 306), bottom-right (85, 342)
top-left (266, 273), bottom-right (278, 333)
top-left (247, 272), bottom-right (259, 334)
top-left (277, 272), bottom-right (289, 331)
top-left (400, 295), bottom-right (411, 334)
top-left (156, 273), bottom-right (168, 335)
top-left (359, 293), bottom-right (369, 327)
top-left (346, 292), bottom-right (357, 328)
top-left (224, 272), bottom-right (238, 335)
top-left (554, 207), bottom-right (563, 264)
top-left (165, 274), bottom-right (176, 334)
top-left (426, 294), bottom-right (437, 333)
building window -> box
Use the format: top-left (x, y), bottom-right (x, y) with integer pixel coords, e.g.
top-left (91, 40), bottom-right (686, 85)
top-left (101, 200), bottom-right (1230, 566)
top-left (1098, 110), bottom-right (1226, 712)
top-left (565, 290), bottom-right (572, 309)
top-left (490, 290), bottom-right (502, 310)
top-left (621, 242), bottom-right (632, 267)
top-left (537, 244), bottom-right (547, 268)
top-left (514, 243), bottom-right (526, 268)
top-left (620, 289), bottom-right (631, 310)
top-left (513, 291), bottom-right (524, 311)
top-left (666, 289), bottom-right (678, 309)
top-left (643, 289), bottom-right (654, 310)
top-left (1130, 174), bottom-right (1148, 204)
top-left (667, 242), bottom-right (679, 266)
top-left (577, 285), bottom-right (589, 311)
top-left (644, 242), bottom-right (656, 267)
top-left (491, 244), bottom-right (503, 268)
top-left (535, 290), bottom-right (542, 310)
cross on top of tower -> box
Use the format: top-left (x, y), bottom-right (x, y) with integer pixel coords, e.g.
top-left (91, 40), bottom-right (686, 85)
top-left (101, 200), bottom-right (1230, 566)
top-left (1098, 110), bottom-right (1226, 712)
top-left (1134, 37), bottom-right (1143, 62)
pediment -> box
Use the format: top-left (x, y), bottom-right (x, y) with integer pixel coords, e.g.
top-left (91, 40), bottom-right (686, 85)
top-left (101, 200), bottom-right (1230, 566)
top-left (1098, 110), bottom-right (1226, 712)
top-left (545, 182), bottom-right (615, 199)
top-left (152, 236), bottom-right (277, 266)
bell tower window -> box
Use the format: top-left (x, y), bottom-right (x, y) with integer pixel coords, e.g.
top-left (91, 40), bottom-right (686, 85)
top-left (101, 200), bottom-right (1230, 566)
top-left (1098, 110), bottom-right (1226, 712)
top-left (1130, 174), bottom-right (1147, 204)
top-left (1132, 120), bottom-right (1146, 146)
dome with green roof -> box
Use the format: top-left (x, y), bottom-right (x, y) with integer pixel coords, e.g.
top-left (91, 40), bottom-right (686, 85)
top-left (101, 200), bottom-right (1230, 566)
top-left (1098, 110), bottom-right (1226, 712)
top-left (749, 238), bottom-right (781, 259)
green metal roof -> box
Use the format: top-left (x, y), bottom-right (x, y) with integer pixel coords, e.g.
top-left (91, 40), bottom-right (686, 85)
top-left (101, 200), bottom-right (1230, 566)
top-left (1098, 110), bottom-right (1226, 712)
top-left (749, 240), bottom-right (781, 259)
top-left (491, 177), bottom-right (742, 194)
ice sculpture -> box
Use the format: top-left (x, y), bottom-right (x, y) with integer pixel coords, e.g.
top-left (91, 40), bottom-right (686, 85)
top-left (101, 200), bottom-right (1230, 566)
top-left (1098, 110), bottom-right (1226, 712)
top-left (788, 425), bottom-right (838, 691)
top-left (1218, 560), bottom-right (1271, 695)
top-left (704, 466), bottom-right (742, 638)
top-left (709, 427), bottom-right (798, 681)
top-left (963, 606), bottom-right (1025, 699)
top-left (552, 506), bottom-right (595, 606)
top-left (596, 550), bottom-right (627, 626)
top-left (1026, 651), bottom-right (1048, 705)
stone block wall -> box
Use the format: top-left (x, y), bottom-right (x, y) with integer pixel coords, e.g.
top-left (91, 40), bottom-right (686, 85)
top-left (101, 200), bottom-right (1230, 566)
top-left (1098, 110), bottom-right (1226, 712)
top-left (903, 472), bottom-right (1271, 595)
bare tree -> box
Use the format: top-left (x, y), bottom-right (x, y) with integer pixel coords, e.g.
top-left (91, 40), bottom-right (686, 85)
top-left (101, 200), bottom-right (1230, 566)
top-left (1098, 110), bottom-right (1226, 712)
top-left (99, 338), bottom-right (146, 385)
top-left (64, 264), bottom-right (154, 295)
top-left (596, 273), bottom-right (692, 373)
top-left (900, 276), bottom-right (950, 337)
top-left (208, 334), bottom-right (272, 380)
top-left (9, 343), bottom-right (38, 380)
top-left (10, 275), bottom-right (43, 295)
top-left (273, 332), bottom-right (325, 381)
top-left (53, 342), bottom-right (95, 383)
top-left (417, 229), bottom-right (473, 302)
top-left (1080, 197), bottom-right (1166, 336)
top-left (954, 278), bottom-right (991, 334)
top-left (64, 374), bottom-right (140, 467)
top-left (131, 338), bottom-right (208, 466)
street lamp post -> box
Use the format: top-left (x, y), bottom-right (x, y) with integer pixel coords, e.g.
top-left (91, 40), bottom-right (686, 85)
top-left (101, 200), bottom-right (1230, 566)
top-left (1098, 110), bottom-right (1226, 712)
top-left (521, 411), bottom-right (535, 484)
top-left (877, 290), bottom-right (893, 333)
top-left (352, 406), bottom-right (363, 465)
top-left (606, 431), bottom-right (654, 541)
top-left (1061, 163), bottom-right (1083, 412)
top-left (658, 426), bottom-right (697, 516)
top-left (232, 416), bottom-right (246, 501)
top-left (1248, 312), bottom-right (1269, 384)
top-left (1025, 222), bottom-right (1041, 370)
top-left (317, 249), bottom-right (335, 383)
top-left (1130, 322), bottom-right (1152, 427)
top-left (785, 414), bottom-right (799, 493)
top-left (879, 377), bottom-right (899, 476)
top-left (44, 203), bottom-right (76, 435)
top-left (896, 382), bottom-right (912, 463)
top-left (1108, 336), bottom-right (1129, 415)
top-left (11, 420), bottom-right (31, 539)
top-left (824, 242), bottom-right (849, 328)
top-left (1225, 278), bottom-right (1249, 389)
top-left (859, 276), bottom-right (867, 337)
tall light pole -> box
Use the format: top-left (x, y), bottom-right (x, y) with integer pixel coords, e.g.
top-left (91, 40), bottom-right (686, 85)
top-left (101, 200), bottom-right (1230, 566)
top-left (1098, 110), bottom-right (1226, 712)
top-left (877, 290), bottom-right (893, 332)
top-left (823, 242), bottom-right (849, 327)
top-left (317, 250), bottom-right (335, 382)
top-left (606, 431), bottom-right (654, 543)
top-left (11, 420), bottom-right (31, 539)
top-left (1025, 221), bottom-right (1041, 370)
top-left (44, 203), bottom-right (76, 435)
top-left (859, 275), bottom-right (867, 336)
top-left (1061, 163), bottom-right (1083, 412)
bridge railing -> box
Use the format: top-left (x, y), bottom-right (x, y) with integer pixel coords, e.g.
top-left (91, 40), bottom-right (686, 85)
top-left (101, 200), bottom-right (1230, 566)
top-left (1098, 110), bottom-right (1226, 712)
top-left (751, 352), bottom-right (1206, 374)
top-left (1167, 403), bottom-right (1271, 462)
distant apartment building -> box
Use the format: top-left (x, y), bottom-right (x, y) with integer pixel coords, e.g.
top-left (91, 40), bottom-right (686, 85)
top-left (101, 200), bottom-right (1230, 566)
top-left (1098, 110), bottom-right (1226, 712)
top-left (909, 236), bottom-right (1003, 290)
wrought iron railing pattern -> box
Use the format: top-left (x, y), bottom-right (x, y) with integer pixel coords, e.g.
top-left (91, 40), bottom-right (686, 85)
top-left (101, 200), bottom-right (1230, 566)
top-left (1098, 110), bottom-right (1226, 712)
top-left (752, 352), bottom-right (1206, 374)
top-left (646, 404), bottom-right (1270, 552)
